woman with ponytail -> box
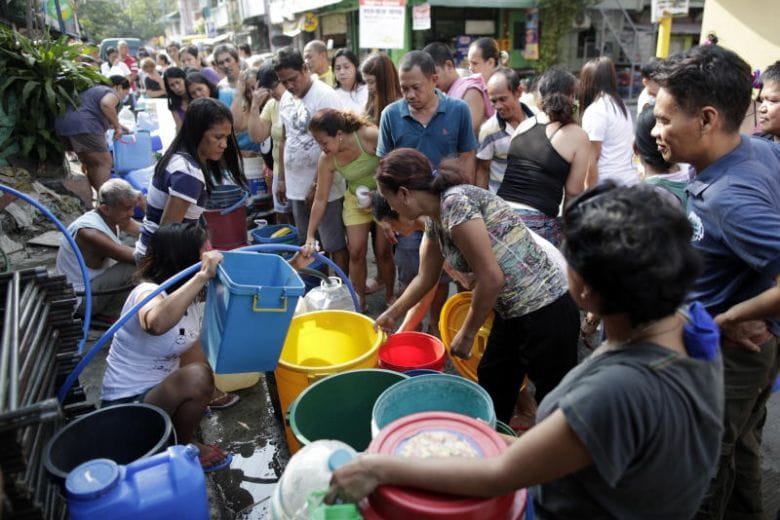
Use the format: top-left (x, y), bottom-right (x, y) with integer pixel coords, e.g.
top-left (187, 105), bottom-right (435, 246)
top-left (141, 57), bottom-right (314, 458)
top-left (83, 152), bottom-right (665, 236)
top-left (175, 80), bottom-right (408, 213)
top-left (498, 67), bottom-right (590, 247)
top-left (373, 148), bottom-right (579, 424)
top-left (303, 108), bottom-right (396, 310)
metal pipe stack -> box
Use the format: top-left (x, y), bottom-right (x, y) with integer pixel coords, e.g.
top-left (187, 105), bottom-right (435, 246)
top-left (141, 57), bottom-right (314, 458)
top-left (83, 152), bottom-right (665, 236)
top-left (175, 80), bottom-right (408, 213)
top-left (0, 267), bottom-right (89, 520)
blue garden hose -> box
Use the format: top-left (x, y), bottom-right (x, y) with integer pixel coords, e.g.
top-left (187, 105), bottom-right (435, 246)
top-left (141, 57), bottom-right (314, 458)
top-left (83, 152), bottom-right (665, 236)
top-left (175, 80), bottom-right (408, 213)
top-left (56, 244), bottom-right (358, 402)
top-left (0, 184), bottom-right (92, 353)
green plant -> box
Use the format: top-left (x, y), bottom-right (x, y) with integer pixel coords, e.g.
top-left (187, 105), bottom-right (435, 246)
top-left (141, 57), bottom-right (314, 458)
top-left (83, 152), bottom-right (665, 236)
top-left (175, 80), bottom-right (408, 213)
top-left (0, 26), bottom-right (107, 166)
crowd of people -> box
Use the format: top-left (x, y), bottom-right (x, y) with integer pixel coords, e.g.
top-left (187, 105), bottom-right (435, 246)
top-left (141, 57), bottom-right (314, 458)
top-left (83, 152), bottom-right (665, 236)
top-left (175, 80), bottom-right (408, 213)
top-left (52, 34), bottom-right (780, 517)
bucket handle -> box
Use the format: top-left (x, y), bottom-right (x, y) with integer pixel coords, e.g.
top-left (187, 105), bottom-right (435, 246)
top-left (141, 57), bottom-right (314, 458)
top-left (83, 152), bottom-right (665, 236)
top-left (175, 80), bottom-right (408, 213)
top-left (219, 192), bottom-right (249, 215)
top-left (306, 372), bottom-right (331, 383)
top-left (252, 292), bottom-right (289, 313)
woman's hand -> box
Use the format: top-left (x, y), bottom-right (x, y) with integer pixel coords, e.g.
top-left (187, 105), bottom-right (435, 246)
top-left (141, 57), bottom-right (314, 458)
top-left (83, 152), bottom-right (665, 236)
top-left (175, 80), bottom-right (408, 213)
top-left (376, 220), bottom-right (398, 245)
top-left (251, 86), bottom-right (271, 110)
top-left (375, 308), bottom-right (399, 333)
top-left (450, 328), bottom-right (476, 359)
top-left (326, 456), bottom-right (381, 504)
top-left (197, 250), bottom-right (223, 281)
top-left (300, 238), bottom-right (320, 258)
top-left (276, 179), bottom-right (287, 204)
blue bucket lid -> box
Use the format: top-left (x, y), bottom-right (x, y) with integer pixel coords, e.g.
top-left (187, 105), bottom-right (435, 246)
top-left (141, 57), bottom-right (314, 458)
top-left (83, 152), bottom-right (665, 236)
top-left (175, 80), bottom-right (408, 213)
top-left (66, 459), bottom-right (121, 501)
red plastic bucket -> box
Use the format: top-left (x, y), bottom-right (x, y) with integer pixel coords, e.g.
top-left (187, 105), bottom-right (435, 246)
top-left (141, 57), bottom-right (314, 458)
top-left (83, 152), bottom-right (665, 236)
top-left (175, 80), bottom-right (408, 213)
top-left (361, 411), bottom-right (526, 520)
top-left (203, 205), bottom-right (248, 250)
top-left (378, 332), bottom-right (446, 372)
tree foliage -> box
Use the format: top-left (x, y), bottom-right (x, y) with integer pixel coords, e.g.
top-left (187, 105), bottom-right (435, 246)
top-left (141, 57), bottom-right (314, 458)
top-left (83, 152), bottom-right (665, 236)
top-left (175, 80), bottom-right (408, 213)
top-left (537, 0), bottom-right (591, 72)
top-left (76, 0), bottom-right (175, 43)
top-left (0, 26), bottom-right (106, 166)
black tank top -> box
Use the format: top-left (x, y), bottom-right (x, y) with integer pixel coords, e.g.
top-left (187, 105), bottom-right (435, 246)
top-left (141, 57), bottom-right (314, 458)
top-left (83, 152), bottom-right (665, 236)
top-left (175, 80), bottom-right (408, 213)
top-left (497, 119), bottom-right (571, 217)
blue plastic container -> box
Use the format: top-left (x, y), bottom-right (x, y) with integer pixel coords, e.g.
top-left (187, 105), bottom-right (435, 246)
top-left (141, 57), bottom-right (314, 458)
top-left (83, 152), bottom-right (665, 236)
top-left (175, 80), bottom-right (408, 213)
top-left (66, 444), bottom-right (208, 520)
top-left (202, 251), bottom-right (305, 373)
top-left (251, 224), bottom-right (299, 246)
top-left (113, 131), bottom-right (154, 174)
top-left (123, 164), bottom-right (154, 194)
top-left (371, 373), bottom-right (497, 437)
top-left (402, 368), bottom-right (443, 377)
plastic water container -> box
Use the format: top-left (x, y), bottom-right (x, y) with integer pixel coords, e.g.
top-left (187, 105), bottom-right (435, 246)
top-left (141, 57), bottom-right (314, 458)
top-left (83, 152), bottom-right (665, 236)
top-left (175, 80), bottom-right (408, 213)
top-left (203, 185), bottom-right (249, 250)
top-left (114, 131), bottom-right (154, 174)
top-left (244, 157), bottom-right (267, 195)
top-left (301, 277), bottom-right (357, 312)
top-left (44, 404), bottom-right (175, 486)
top-left (287, 369), bottom-right (407, 452)
top-left (117, 164), bottom-right (154, 219)
top-left (438, 292), bottom-right (495, 382)
top-left (272, 440), bottom-right (358, 519)
top-left (202, 251), bottom-right (305, 373)
top-left (251, 224), bottom-right (298, 246)
top-left (371, 374), bottom-right (496, 437)
top-left (362, 412), bottom-right (526, 520)
top-left (66, 444), bottom-right (208, 520)
top-left (379, 332), bottom-right (446, 372)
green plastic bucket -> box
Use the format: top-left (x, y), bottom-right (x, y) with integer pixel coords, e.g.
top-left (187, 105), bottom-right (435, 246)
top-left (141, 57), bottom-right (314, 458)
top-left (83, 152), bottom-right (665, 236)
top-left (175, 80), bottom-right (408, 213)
top-left (495, 420), bottom-right (518, 437)
top-left (288, 369), bottom-right (408, 451)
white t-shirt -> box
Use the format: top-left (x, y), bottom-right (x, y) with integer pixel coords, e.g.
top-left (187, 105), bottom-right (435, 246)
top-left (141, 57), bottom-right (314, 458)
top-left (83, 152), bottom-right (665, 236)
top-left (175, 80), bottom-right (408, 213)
top-left (476, 115), bottom-right (517, 193)
top-left (582, 94), bottom-right (638, 186)
top-left (636, 87), bottom-right (655, 117)
top-left (101, 283), bottom-right (203, 401)
top-left (101, 61), bottom-right (131, 78)
top-left (333, 84), bottom-right (368, 114)
top-left (278, 79), bottom-right (346, 201)
top-left (55, 210), bottom-right (120, 306)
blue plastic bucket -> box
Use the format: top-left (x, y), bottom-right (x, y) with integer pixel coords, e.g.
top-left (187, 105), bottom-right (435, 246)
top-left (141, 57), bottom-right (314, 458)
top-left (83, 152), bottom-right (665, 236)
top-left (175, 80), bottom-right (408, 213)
top-left (371, 373), bottom-right (497, 437)
top-left (113, 131), bottom-right (154, 174)
top-left (251, 224), bottom-right (299, 246)
top-left (202, 251), bottom-right (305, 373)
top-left (206, 185), bottom-right (245, 209)
top-left (402, 369), bottom-right (442, 377)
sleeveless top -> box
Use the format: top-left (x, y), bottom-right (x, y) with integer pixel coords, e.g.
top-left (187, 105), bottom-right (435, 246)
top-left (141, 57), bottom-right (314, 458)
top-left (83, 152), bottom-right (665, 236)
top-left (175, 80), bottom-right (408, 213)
top-left (448, 74), bottom-right (495, 118)
top-left (498, 118), bottom-right (571, 217)
top-left (333, 133), bottom-right (379, 194)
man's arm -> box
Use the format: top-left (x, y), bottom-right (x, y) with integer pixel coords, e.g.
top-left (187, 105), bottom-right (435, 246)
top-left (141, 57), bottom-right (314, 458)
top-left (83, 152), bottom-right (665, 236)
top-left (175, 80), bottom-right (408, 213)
top-left (75, 229), bottom-right (135, 264)
top-left (456, 150), bottom-right (477, 184)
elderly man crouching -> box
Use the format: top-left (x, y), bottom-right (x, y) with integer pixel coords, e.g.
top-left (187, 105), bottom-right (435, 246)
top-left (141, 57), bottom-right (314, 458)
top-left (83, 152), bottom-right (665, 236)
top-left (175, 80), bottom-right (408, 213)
top-left (56, 178), bottom-right (141, 320)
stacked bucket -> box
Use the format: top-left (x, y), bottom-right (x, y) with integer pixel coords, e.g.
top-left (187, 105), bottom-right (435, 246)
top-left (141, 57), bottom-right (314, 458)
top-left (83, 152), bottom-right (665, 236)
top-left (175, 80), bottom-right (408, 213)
top-left (203, 185), bottom-right (249, 250)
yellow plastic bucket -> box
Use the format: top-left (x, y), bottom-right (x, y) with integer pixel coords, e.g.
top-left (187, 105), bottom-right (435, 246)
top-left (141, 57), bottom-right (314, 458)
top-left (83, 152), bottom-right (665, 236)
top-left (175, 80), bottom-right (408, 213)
top-left (439, 292), bottom-right (494, 382)
top-left (274, 310), bottom-right (385, 453)
top-left (213, 373), bottom-right (261, 392)
top-left (439, 293), bottom-right (528, 392)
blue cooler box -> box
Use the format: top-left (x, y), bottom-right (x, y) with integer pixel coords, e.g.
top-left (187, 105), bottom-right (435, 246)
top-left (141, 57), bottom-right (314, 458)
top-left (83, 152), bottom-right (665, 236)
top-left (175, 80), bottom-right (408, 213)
top-left (202, 252), bottom-right (304, 373)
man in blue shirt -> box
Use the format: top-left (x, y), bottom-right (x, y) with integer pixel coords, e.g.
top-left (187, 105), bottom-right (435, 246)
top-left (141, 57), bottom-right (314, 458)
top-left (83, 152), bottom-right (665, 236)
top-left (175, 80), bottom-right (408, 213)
top-left (653, 44), bottom-right (780, 520)
top-left (377, 50), bottom-right (477, 176)
top-left (376, 50), bottom-right (477, 336)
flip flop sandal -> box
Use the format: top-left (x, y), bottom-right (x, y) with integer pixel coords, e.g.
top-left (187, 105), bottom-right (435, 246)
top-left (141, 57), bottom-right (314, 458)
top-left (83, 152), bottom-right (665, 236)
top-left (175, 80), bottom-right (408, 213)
top-left (208, 392), bottom-right (240, 410)
top-left (199, 444), bottom-right (233, 473)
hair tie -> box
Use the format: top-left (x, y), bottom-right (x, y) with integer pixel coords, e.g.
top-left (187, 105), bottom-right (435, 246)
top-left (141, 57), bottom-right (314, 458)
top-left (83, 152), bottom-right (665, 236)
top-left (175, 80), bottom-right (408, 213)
top-left (752, 69), bottom-right (763, 90)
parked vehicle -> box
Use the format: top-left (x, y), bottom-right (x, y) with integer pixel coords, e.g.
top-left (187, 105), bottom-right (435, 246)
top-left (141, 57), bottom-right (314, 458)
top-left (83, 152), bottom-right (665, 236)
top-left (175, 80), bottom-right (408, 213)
top-left (99, 38), bottom-right (142, 60)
